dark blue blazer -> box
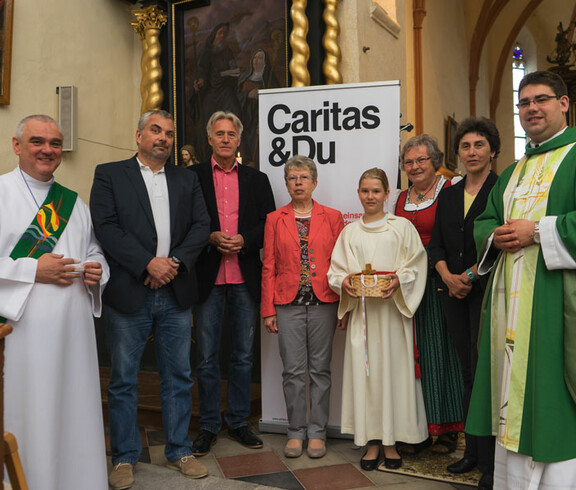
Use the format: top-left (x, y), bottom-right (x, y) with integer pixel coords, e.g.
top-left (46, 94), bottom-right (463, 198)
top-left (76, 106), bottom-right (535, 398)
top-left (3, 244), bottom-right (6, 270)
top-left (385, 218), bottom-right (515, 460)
top-left (90, 155), bottom-right (210, 313)
top-left (189, 162), bottom-right (275, 303)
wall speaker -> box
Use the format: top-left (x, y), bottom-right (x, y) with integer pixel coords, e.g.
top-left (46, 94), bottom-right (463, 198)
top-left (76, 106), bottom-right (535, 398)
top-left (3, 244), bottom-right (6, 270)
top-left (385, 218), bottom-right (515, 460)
top-left (56, 86), bottom-right (78, 152)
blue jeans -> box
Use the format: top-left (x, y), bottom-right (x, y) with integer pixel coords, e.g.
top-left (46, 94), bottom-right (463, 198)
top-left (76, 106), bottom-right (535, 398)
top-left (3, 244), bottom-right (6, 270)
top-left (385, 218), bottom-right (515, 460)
top-left (193, 284), bottom-right (258, 434)
top-left (106, 288), bottom-right (194, 465)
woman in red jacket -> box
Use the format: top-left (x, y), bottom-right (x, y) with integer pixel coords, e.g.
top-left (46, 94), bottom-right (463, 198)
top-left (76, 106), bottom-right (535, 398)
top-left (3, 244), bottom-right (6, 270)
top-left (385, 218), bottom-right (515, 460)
top-left (262, 155), bottom-right (344, 459)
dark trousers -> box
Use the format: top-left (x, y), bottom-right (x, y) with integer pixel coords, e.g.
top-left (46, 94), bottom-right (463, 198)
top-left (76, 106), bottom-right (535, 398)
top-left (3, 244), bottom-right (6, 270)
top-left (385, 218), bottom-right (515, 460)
top-left (441, 288), bottom-right (495, 475)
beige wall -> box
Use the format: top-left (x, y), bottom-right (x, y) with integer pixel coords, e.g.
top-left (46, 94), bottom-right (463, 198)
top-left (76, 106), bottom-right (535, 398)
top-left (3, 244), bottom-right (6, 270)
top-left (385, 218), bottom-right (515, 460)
top-left (491, 14), bottom-right (539, 173)
top-left (420, 1), bottom-right (469, 173)
top-left (339, 1), bottom-right (488, 180)
top-left (340, 0), bottom-right (407, 128)
top-left (0, 0), bottom-right (142, 201)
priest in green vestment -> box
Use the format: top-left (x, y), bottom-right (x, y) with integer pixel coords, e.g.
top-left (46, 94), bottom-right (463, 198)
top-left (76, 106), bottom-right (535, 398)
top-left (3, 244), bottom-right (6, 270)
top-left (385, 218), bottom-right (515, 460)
top-left (468, 71), bottom-right (576, 489)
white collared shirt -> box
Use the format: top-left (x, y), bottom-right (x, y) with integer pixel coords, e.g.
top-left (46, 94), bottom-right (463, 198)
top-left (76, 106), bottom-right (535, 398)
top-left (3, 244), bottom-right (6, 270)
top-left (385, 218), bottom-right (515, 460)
top-left (137, 157), bottom-right (171, 257)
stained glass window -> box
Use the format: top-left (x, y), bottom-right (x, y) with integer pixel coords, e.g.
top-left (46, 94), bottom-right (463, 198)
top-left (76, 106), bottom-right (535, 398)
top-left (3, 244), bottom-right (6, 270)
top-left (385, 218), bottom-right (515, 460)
top-left (513, 44), bottom-right (527, 160)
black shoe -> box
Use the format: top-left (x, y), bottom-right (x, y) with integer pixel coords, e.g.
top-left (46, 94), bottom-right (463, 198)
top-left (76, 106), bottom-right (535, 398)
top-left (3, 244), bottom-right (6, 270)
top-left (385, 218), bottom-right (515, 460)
top-left (192, 429), bottom-right (217, 457)
top-left (384, 456), bottom-right (402, 470)
top-left (228, 426), bottom-right (263, 449)
top-left (447, 457), bottom-right (478, 474)
top-left (478, 473), bottom-right (494, 490)
top-left (360, 442), bottom-right (381, 471)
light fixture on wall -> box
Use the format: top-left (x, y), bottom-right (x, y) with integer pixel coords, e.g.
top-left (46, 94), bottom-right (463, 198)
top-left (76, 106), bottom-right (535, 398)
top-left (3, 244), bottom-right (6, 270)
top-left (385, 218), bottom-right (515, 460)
top-left (56, 85), bottom-right (78, 152)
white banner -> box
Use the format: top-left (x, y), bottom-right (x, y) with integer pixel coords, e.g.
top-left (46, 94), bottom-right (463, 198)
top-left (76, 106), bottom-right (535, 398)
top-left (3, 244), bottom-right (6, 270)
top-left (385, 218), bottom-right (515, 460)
top-left (258, 81), bottom-right (401, 435)
top-left (259, 81), bottom-right (400, 222)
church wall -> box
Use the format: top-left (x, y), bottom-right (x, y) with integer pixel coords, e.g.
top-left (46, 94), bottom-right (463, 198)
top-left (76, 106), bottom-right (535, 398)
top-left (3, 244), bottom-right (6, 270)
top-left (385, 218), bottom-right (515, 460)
top-left (420, 1), bottom-right (469, 172)
top-left (481, 0), bottom-right (565, 174)
top-left (341, 1), bottom-right (476, 180)
top-left (0, 0), bottom-right (142, 201)
top-left (339, 0), bottom-right (408, 147)
top-left (484, 8), bottom-right (515, 174)
top-left (2, 0), bottom-right (562, 200)
top-left (463, 1), bottom-right (492, 122)
top-left (492, 23), bottom-right (539, 173)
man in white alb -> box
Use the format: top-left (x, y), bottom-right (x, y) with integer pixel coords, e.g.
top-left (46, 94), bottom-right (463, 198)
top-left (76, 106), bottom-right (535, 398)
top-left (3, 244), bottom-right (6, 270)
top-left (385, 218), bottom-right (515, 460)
top-left (0, 114), bottom-right (109, 490)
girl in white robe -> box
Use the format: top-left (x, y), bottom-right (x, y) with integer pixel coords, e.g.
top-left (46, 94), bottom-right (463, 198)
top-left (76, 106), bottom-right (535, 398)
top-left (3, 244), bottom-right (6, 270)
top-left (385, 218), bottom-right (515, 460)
top-left (327, 168), bottom-right (429, 471)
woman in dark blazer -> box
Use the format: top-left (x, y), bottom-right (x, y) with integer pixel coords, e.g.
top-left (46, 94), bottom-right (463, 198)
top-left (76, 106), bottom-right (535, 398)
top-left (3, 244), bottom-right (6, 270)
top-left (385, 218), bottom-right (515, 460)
top-left (429, 117), bottom-right (499, 488)
top-left (261, 155), bottom-right (344, 459)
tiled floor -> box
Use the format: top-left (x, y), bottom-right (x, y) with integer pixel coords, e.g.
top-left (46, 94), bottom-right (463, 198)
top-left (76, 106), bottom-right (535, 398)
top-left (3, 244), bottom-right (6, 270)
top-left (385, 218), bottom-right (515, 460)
top-left (105, 422), bottom-right (474, 489)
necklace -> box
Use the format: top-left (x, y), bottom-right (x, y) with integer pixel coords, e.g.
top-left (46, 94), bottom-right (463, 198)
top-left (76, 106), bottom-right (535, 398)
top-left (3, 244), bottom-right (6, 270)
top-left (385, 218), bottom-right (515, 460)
top-left (412, 176), bottom-right (438, 202)
top-left (292, 203), bottom-right (313, 215)
top-left (19, 167), bottom-right (44, 209)
top-left (465, 175), bottom-right (488, 196)
top-left (465, 183), bottom-right (482, 196)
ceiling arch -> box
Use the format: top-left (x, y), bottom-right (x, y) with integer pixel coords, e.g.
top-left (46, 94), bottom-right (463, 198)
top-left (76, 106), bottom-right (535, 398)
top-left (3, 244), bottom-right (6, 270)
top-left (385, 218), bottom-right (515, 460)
top-left (468, 0), bottom-right (510, 116)
top-left (467, 0), bottom-right (576, 121)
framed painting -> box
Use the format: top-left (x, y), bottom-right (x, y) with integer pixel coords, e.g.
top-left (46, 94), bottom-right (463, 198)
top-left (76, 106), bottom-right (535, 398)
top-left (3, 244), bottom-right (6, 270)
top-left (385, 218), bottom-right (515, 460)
top-left (445, 115), bottom-right (458, 170)
top-left (169, 0), bottom-right (289, 168)
top-left (0, 0), bottom-right (14, 105)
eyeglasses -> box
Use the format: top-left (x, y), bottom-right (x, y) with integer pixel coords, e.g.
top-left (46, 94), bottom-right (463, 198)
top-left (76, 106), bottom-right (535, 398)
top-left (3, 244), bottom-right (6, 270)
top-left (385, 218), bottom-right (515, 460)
top-left (516, 94), bottom-right (560, 110)
top-left (287, 175), bottom-right (311, 183)
top-left (403, 157), bottom-right (431, 168)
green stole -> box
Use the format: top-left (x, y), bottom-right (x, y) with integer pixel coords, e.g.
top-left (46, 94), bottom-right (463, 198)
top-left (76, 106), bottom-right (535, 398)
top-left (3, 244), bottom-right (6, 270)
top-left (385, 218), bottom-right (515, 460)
top-left (489, 142), bottom-right (574, 451)
top-left (0, 182), bottom-right (78, 323)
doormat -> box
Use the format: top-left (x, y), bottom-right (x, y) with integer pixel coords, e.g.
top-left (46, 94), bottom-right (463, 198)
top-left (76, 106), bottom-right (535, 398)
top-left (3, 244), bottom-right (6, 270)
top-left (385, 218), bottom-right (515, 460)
top-left (377, 448), bottom-right (481, 487)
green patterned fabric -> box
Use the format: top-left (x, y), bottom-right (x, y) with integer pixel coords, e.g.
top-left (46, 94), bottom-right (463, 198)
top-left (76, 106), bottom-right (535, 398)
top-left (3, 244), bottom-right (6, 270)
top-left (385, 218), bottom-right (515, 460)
top-left (9, 182), bottom-right (77, 260)
top-left (415, 251), bottom-right (464, 433)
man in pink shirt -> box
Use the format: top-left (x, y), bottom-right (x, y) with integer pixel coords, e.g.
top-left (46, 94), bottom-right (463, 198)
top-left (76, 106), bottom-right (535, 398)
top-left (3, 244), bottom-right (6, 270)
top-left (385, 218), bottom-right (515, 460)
top-left (189, 111), bottom-right (275, 455)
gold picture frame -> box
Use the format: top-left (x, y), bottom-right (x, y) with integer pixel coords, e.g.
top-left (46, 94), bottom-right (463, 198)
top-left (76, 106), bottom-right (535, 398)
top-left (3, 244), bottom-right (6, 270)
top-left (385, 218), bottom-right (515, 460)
top-left (0, 0), bottom-right (14, 105)
top-left (170, 0), bottom-right (289, 168)
top-left (445, 116), bottom-right (458, 170)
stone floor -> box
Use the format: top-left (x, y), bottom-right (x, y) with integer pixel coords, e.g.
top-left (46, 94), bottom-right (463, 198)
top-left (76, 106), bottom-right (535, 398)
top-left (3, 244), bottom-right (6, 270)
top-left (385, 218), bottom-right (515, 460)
top-left (105, 421), bottom-right (475, 489)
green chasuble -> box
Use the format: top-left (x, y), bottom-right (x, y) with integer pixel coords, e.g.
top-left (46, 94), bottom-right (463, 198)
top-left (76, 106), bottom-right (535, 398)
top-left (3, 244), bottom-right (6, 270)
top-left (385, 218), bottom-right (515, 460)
top-left (467, 126), bottom-right (576, 463)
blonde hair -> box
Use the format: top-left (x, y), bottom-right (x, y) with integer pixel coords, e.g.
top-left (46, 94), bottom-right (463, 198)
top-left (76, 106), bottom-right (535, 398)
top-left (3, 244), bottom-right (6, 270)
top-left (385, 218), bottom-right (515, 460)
top-left (358, 167), bottom-right (389, 192)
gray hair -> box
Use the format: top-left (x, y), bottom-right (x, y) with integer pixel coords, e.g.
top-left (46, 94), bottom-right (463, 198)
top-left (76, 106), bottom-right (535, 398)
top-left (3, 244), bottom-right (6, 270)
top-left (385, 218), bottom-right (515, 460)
top-left (400, 134), bottom-right (444, 171)
top-left (137, 110), bottom-right (173, 131)
top-left (206, 111), bottom-right (243, 136)
top-left (284, 155), bottom-right (318, 181)
top-left (15, 114), bottom-right (62, 140)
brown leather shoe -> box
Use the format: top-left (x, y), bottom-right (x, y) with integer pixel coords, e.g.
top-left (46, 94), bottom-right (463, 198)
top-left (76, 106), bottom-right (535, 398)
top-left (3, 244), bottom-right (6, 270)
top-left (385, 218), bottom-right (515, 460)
top-left (167, 455), bottom-right (208, 479)
top-left (109, 463), bottom-right (134, 490)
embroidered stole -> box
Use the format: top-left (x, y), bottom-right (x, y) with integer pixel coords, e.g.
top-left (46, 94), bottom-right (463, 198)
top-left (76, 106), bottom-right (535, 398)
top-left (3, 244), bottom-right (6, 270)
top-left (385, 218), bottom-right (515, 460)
top-left (0, 182), bottom-right (77, 322)
top-left (489, 143), bottom-right (575, 451)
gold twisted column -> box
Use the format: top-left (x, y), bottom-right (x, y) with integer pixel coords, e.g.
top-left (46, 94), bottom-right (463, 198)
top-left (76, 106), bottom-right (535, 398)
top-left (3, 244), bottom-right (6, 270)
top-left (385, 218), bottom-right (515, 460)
top-left (322, 0), bottom-right (342, 84)
top-left (290, 0), bottom-right (310, 87)
top-left (131, 6), bottom-right (167, 114)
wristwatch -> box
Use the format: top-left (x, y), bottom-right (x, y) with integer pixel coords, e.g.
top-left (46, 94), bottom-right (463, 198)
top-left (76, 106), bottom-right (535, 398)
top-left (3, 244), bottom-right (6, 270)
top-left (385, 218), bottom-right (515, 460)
top-left (532, 221), bottom-right (541, 244)
top-left (171, 255), bottom-right (182, 264)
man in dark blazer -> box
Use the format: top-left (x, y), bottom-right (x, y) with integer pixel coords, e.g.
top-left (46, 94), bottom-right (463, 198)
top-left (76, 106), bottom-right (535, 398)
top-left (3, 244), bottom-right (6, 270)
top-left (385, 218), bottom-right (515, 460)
top-left (189, 111), bottom-right (275, 456)
top-left (90, 110), bottom-right (210, 489)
